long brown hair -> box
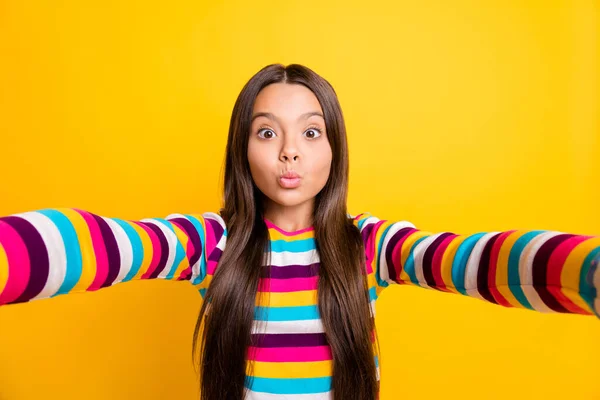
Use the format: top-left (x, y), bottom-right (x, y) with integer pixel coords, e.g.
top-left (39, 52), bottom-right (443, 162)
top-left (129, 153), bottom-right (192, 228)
top-left (192, 64), bottom-right (379, 400)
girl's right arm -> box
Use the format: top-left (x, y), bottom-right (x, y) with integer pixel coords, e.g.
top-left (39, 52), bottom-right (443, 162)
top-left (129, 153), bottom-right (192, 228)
top-left (0, 208), bottom-right (227, 306)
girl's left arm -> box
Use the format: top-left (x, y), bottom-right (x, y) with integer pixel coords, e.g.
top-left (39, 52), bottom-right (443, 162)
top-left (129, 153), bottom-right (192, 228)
top-left (353, 213), bottom-right (600, 318)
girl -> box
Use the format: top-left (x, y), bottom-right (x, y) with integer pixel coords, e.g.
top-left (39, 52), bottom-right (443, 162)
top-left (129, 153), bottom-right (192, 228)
top-left (0, 63), bottom-right (598, 400)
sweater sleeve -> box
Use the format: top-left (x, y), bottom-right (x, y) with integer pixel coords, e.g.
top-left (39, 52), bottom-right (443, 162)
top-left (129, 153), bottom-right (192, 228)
top-left (352, 212), bottom-right (600, 318)
top-left (0, 208), bottom-right (227, 305)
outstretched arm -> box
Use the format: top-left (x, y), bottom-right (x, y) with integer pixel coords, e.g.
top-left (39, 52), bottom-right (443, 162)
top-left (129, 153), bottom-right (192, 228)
top-left (0, 208), bottom-right (227, 306)
top-left (353, 213), bottom-right (599, 318)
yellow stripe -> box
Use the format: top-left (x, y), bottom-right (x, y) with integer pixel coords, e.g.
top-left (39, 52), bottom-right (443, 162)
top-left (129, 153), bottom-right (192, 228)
top-left (560, 237), bottom-right (600, 313)
top-left (440, 235), bottom-right (468, 294)
top-left (170, 222), bottom-right (191, 279)
top-left (129, 222), bottom-right (153, 280)
top-left (0, 242), bottom-right (8, 296)
top-left (399, 230), bottom-right (431, 282)
top-left (57, 208), bottom-right (97, 293)
top-left (248, 360), bottom-right (332, 379)
top-left (268, 228), bottom-right (315, 242)
top-left (494, 230), bottom-right (529, 307)
top-left (255, 289), bottom-right (317, 307)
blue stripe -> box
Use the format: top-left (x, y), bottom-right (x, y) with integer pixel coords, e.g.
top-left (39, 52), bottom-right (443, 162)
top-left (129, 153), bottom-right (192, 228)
top-left (451, 233), bottom-right (486, 295)
top-left (246, 376), bottom-right (331, 394)
top-left (271, 238), bottom-right (316, 253)
top-left (254, 305), bottom-right (320, 321)
top-left (185, 215), bottom-right (207, 285)
top-left (507, 231), bottom-right (546, 310)
top-left (112, 219), bottom-right (144, 282)
top-left (403, 236), bottom-right (429, 286)
top-left (38, 209), bottom-right (83, 296)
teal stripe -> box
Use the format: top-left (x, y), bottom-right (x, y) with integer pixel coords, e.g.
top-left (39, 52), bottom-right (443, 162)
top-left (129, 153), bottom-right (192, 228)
top-left (37, 210), bottom-right (83, 296)
top-left (112, 219), bottom-right (144, 282)
top-left (580, 246), bottom-right (600, 316)
top-left (199, 288), bottom-right (207, 299)
top-left (451, 233), bottom-right (486, 295)
top-left (185, 215), bottom-right (207, 285)
top-left (368, 286), bottom-right (377, 302)
top-left (374, 224), bottom-right (392, 289)
top-left (507, 231), bottom-right (546, 310)
top-left (254, 305), bottom-right (320, 321)
top-left (356, 213), bottom-right (372, 230)
top-left (246, 376), bottom-right (331, 394)
top-left (152, 218), bottom-right (186, 280)
top-left (403, 237), bottom-right (429, 286)
top-left (271, 238), bottom-right (316, 253)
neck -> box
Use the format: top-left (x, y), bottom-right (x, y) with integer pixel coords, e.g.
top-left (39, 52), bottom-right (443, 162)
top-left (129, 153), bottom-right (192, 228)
top-left (263, 197), bottom-right (315, 232)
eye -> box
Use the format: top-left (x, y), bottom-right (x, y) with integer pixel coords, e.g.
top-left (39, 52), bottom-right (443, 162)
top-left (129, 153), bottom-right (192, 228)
top-left (304, 127), bottom-right (322, 140)
top-left (257, 128), bottom-right (277, 140)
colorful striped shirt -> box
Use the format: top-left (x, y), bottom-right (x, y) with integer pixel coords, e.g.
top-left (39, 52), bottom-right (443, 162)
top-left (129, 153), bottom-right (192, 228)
top-left (0, 209), bottom-right (598, 399)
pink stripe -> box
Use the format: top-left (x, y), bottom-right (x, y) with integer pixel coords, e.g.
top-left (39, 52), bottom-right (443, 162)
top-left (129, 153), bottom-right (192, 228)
top-left (247, 346), bottom-right (332, 362)
top-left (0, 220), bottom-right (31, 305)
top-left (132, 221), bottom-right (161, 279)
top-left (74, 209), bottom-right (108, 291)
top-left (265, 218), bottom-right (314, 236)
top-left (258, 276), bottom-right (318, 292)
top-left (546, 235), bottom-right (592, 314)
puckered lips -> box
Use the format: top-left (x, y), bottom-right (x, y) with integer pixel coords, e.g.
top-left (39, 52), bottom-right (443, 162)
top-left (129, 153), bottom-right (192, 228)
top-left (279, 170), bottom-right (301, 189)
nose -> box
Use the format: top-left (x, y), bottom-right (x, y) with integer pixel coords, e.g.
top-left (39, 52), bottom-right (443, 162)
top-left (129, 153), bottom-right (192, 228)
top-left (281, 153), bottom-right (299, 162)
top-left (279, 137), bottom-right (300, 163)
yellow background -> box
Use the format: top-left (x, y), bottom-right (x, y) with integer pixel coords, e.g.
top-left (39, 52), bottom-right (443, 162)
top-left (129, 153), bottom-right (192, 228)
top-left (0, 0), bottom-right (599, 399)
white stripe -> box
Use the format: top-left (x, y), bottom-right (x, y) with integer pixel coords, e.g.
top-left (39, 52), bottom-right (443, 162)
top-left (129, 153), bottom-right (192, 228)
top-left (245, 389), bottom-right (331, 400)
top-left (464, 232), bottom-right (501, 301)
top-left (141, 219), bottom-right (177, 279)
top-left (379, 221), bottom-right (415, 284)
top-left (268, 249), bottom-right (320, 267)
top-left (370, 299), bottom-right (376, 317)
top-left (15, 212), bottom-right (66, 300)
top-left (251, 319), bottom-right (324, 334)
top-left (102, 217), bottom-right (133, 284)
top-left (519, 231), bottom-right (561, 313)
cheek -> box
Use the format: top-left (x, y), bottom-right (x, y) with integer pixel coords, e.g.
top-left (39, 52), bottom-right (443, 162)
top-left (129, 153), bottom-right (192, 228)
top-left (308, 144), bottom-right (333, 182)
top-left (247, 142), bottom-right (274, 183)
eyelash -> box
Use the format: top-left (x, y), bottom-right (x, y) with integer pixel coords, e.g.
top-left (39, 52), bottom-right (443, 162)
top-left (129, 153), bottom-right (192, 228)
top-left (257, 125), bottom-right (323, 140)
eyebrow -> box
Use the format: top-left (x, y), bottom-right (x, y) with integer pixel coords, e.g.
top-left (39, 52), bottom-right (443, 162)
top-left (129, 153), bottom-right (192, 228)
top-left (251, 111), bottom-right (324, 123)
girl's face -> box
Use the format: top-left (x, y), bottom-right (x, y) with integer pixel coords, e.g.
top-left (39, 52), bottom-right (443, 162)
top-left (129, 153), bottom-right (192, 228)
top-left (248, 83), bottom-right (333, 210)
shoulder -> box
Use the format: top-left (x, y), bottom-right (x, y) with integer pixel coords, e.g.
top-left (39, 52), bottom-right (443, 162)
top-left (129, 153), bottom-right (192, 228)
top-left (348, 212), bottom-right (416, 236)
top-left (348, 212), bottom-right (379, 231)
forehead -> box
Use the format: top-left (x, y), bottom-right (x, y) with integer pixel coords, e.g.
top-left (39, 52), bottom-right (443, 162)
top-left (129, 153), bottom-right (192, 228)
top-left (252, 83), bottom-right (323, 118)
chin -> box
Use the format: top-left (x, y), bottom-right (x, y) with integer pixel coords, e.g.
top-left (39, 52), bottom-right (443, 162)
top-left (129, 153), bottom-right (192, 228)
top-left (265, 190), bottom-right (313, 207)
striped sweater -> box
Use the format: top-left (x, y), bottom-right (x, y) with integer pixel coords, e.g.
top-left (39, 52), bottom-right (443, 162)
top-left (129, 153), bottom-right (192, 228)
top-left (0, 209), bottom-right (598, 399)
